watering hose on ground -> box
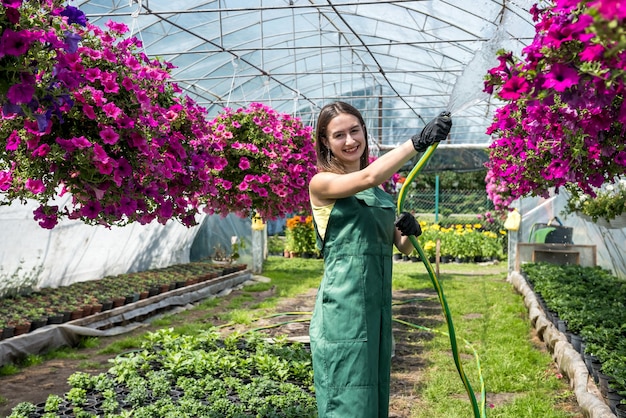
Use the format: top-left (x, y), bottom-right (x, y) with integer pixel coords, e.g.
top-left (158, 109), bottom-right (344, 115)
top-left (397, 143), bottom-right (487, 418)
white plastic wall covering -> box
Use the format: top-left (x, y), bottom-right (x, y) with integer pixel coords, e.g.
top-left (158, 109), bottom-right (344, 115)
top-left (0, 196), bottom-right (204, 294)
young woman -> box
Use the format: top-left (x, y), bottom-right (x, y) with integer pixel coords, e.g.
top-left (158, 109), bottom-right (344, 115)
top-left (308, 101), bottom-right (451, 417)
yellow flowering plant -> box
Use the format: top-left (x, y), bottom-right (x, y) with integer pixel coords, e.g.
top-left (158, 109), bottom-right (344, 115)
top-left (285, 214), bottom-right (316, 255)
top-left (416, 221), bottom-right (506, 262)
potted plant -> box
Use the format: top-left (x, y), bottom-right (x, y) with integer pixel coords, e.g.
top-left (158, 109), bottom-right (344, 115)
top-left (563, 179), bottom-right (626, 227)
top-left (285, 214), bottom-right (316, 257)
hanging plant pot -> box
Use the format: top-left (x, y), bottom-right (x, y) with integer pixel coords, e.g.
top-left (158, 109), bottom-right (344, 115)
top-left (609, 214), bottom-right (626, 229)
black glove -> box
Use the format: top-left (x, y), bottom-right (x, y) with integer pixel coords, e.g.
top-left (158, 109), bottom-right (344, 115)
top-left (395, 212), bottom-right (422, 237)
top-left (411, 111), bottom-right (452, 152)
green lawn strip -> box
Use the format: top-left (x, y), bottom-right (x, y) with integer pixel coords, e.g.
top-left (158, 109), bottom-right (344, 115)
top-left (389, 262), bottom-right (577, 418)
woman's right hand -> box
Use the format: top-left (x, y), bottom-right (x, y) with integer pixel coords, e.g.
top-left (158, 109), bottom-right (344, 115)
top-left (411, 111), bottom-right (452, 152)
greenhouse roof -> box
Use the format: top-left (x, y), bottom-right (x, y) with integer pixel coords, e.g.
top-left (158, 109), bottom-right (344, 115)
top-left (76, 0), bottom-right (537, 147)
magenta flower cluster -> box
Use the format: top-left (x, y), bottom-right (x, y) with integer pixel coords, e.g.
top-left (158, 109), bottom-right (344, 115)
top-left (200, 102), bottom-right (317, 221)
top-left (0, 1), bottom-right (316, 228)
top-left (483, 0), bottom-right (626, 211)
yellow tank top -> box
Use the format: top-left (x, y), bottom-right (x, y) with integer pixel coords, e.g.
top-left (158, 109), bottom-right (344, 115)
top-left (311, 201), bottom-right (334, 240)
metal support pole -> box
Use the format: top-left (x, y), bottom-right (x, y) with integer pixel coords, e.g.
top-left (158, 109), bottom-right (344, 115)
top-left (435, 175), bottom-right (440, 223)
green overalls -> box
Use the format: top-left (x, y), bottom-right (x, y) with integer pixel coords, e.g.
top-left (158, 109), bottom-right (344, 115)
top-left (310, 187), bottom-right (396, 417)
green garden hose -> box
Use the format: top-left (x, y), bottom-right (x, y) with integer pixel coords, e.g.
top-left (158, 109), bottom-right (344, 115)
top-left (397, 144), bottom-right (487, 418)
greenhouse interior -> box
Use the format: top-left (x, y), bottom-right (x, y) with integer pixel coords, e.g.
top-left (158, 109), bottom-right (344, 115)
top-left (1, 1), bottom-right (626, 417)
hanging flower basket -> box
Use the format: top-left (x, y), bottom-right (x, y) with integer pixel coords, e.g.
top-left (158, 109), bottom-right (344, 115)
top-left (483, 2), bottom-right (626, 211)
top-left (567, 179), bottom-right (626, 227)
top-left (199, 102), bottom-right (317, 221)
top-left (0, 1), bottom-right (215, 228)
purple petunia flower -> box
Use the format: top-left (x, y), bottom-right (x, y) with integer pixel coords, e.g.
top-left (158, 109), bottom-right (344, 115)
top-left (6, 130), bottom-right (20, 151)
top-left (499, 75), bottom-right (530, 100)
top-left (0, 29), bottom-right (32, 57)
top-left (7, 82), bottom-right (35, 105)
top-left (238, 157), bottom-right (251, 170)
top-left (0, 171), bottom-right (12, 191)
top-left (60, 5), bottom-right (88, 27)
top-left (542, 64), bottom-right (579, 92)
top-left (26, 178), bottom-right (45, 194)
top-left (64, 31), bottom-right (82, 53)
top-left (81, 200), bottom-right (102, 219)
top-left (33, 205), bottom-right (59, 229)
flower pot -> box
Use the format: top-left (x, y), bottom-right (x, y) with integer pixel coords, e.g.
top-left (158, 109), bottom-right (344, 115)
top-left (47, 314), bottom-right (65, 325)
top-left (13, 322), bottom-right (31, 336)
top-left (60, 311), bottom-right (72, 322)
top-left (607, 388), bottom-right (626, 414)
top-left (91, 303), bottom-right (103, 314)
top-left (590, 359), bottom-right (603, 384)
top-left (569, 333), bottom-right (582, 353)
top-left (30, 317), bottom-right (48, 331)
top-left (597, 371), bottom-right (615, 398)
top-left (112, 297), bottom-right (126, 308)
top-left (609, 215), bottom-right (626, 229)
top-left (583, 352), bottom-right (598, 376)
top-left (615, 403), bottom-right (626, 418)
top-left (70, 308), bottom-right (84, 321)
top-left (2, 326), bottom-right (15, 340)
top-left (125, 293), bottom-right (140, 304)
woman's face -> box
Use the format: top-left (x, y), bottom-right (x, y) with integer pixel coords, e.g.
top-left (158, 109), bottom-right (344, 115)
top-left (324, 113), bottom-right (366, 171)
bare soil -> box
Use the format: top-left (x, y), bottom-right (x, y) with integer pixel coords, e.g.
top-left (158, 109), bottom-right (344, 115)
top-left (0, 280), bottom-right (584, 417)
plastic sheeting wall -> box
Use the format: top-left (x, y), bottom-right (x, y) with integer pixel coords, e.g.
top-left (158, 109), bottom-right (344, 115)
top-left (508, 191), bottom-right (626, 279)
top-left (189, 213), bottom-right (253, 266)
top-left (0, 198), bottom-right (203, 295)
top-left (0, 198), bottom-right (250, 296)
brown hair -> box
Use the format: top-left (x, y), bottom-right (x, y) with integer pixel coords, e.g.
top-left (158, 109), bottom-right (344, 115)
top-left (315, 101), bottom-right (370, 173)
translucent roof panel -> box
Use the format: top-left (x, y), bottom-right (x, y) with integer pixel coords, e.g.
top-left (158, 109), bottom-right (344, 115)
top-left (77, 0), bottom-right (538, 145)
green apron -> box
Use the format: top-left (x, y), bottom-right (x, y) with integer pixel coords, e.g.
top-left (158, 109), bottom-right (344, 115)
top-left (310, 187), bottom-right (396, 417)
